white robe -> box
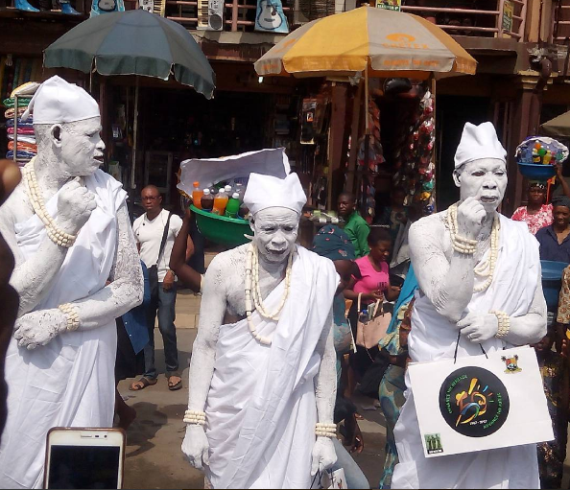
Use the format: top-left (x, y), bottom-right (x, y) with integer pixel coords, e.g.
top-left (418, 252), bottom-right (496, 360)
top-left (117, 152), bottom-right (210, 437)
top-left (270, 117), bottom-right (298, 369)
top-left (204, 246), bottom-right (338, 489)
top-left (0, 170), bottom-right (126, 489)
top-left (392, 215), bottom-right (544, 490)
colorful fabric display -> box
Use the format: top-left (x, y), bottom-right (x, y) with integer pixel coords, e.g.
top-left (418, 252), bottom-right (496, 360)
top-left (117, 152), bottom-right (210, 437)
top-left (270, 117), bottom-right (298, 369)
top-left (6, 119), bottom-right (34, 128)
top-left (7, 135), bottom-right (36, 144)
top-left (3, 97), bottom-right (31, 109)
top-left (6, 150), bottom-right (36, 160)
top-left (7, 127), bottom-right (35, 135)
top-left (10, 81), bottom-right (40, 98)
top-left (8, 141), bottom-right (37, 153)
top-left (4, 107), bottom-right (28, 119)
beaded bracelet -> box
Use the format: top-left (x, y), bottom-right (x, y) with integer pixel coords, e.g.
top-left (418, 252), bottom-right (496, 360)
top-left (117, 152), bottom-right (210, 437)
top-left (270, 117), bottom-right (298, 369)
top-left (315, 423), bottom-right (337, 438)
top-left (490, 310), bottom-right (510, 339)
top-left (183, 410), bottom-right (206, 426)
top-left (58, 303), bottom-right (80, 331)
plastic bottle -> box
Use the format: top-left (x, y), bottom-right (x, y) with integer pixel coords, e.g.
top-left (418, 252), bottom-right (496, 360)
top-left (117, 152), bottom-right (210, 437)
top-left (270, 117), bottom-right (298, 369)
top-left (239, 203), bottom-right (250, 220)
top-left (543, 150), bottom-right (552, 165)
top-left (201, 188), bottom-right (214, 212)
top-left (192, 181), bottom-right (203, 209)
top-left (225, 192), bottom-right (241, 218)
top-left (212, 190), bottom-right (228, 215)
top-left (224, 185), bottom-right (233, 194)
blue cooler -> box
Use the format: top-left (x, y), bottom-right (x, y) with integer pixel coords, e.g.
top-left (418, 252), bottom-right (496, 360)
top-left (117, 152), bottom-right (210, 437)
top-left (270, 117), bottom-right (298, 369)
top-left (541, 260), bottom-right (568, 311)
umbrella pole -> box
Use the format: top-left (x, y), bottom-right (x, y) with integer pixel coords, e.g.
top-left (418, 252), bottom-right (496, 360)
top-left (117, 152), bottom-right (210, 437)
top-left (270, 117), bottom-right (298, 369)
top-left (361, 68), bottom-right (370, 214)
top-left (130, 77), bottom-right (139, 190)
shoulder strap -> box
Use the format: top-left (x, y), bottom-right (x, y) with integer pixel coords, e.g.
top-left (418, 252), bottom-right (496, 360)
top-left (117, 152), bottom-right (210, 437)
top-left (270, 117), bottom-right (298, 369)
top-left (156, 211), bottom-right (173, 266)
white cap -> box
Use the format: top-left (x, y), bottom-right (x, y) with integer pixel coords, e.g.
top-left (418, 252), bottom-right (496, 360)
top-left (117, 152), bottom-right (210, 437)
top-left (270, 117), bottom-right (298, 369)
top-left (203, 188), bottom-right (211, 195)
top-left (454, 122), bottom-right (507, 169)
top-left (224, 185), bottom-right (232, 192)
top-left (244, 172), bottom-right (306, 216)
top-left (232, 192), bottom-right (239, 199)
top-left (22, 75), bottom-right (100, 125)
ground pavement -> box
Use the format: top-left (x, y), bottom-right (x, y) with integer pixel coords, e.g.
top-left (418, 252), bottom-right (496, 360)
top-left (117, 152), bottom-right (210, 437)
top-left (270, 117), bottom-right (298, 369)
top-left (119, 288), bottom-right (388, 489)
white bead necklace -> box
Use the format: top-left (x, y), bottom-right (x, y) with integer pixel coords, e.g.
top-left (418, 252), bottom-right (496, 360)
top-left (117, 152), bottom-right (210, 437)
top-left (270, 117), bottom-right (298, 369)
top-left (245, 243), bottom-right (294, 346)
top-left (447, 203), bottom-right (500, 293)
top-left (22, 158), bottom-right (76, 248)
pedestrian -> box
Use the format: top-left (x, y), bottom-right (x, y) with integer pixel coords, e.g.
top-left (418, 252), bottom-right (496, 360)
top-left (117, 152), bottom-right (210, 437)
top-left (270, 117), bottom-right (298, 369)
top-left (115, 261), bottom-right (150, 429)
top-left (532, 333), bottom-right (569, 489)
top-left (169, 208), bottom-right (203, 293)
top-left (131, 185), bottom-right (184, 391)
top-left (535, 195), bottom-right (570, 263)
top-left (338, 192), bottom-right (370, 258)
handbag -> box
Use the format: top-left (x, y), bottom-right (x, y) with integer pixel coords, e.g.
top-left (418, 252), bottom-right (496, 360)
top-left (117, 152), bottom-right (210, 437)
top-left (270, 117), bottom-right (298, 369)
top-left (408, 343), bottom-right (553, 458)
top-left (148, 211), bottom-right (172, 299)
top-left (333, 297), bottom-right (354, 355)
top-left (355, 293), bottom-right (392, 349)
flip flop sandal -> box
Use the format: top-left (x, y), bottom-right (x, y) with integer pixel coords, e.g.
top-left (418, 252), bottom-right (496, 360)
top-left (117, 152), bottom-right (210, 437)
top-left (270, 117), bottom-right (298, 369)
top-left (168, 375), bottom-right (182, 391)
top-left (129, 376), bottom-right (157, 391)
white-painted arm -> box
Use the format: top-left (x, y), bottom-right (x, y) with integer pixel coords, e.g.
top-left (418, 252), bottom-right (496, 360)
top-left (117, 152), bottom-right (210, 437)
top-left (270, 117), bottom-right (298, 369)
top-left (2, 180), bottom-right (97, 316)
top-left (311, 307), bottom-right (338, 476)
top-left (13, 204), bottom-right (143, 348)
top-left (458, 268), bottom-right (547, 345)
top-left (181, 255), bottom-right (225, 469)
top-left (409, 218), bottom-right (476, 323)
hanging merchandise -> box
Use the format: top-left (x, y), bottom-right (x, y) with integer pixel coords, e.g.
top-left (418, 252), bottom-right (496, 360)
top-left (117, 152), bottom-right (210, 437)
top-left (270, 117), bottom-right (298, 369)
top-left (301, 98), bottom-right (317, 145)
top-left (255, 0), bottom-right (290, 33)
top-left (394, 89), bottom-right (436, 210)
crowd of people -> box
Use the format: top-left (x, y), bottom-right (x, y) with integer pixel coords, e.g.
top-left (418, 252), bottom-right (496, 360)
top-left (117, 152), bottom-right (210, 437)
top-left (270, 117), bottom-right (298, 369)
top-left (0, 76), bottom-right (567, 490)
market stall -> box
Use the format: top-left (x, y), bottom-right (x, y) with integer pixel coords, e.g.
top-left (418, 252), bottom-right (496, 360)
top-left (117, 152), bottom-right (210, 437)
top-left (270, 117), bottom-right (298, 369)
top-left (255, 6), bottom-right (477, 221)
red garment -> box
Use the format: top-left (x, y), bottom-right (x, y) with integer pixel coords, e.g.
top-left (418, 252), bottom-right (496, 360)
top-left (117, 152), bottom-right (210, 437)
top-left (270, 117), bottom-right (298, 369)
top-left (511, 204), bottom-right (553, 235)
top-left (6, 127), bottom-right (35, 135)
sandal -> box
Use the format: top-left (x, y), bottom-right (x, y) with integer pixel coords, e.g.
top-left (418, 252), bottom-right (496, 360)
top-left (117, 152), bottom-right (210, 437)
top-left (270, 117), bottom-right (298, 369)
top-left (167, 373), bottom-right (182, 391)
top-left (129, 376), bottom-right (158, 391)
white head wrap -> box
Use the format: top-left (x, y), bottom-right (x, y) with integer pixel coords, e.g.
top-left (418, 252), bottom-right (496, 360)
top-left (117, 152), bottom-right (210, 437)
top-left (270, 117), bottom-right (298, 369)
top-left (244, 172), bottom-right (306, 216)
top-left (454, 122), bottom-right (507, 169)
top-left (22, 75), bottom-right (100, 125)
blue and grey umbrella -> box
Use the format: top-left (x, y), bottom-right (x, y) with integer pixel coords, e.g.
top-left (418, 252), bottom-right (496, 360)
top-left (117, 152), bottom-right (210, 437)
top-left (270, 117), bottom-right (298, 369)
top-left (44, 9), bottom-right (215, 99)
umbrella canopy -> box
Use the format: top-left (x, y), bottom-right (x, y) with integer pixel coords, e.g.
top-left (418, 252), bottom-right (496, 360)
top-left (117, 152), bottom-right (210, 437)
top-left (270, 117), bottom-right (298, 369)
top-left (542, 111), bottom-right (570, 138)
top-left (254, 6), bottom-right (476, 79)
top-left (44, 10), bottom-right (215, 99)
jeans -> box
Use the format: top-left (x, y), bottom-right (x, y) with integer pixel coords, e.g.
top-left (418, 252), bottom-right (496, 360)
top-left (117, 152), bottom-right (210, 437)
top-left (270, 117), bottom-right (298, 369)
top-left (144, 282), bottom-right (179, 379)
top-left (332, 438), bottom-right (370, 489)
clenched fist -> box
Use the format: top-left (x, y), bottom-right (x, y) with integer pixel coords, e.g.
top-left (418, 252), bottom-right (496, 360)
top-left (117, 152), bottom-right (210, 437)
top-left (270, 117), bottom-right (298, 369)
top-left (13, 308), bottom-right (67, 350)
top-left (456, 197), bottom-right (486, 240)
top-left (56, 180), bottom-right (97, 235)
top-left (181, 424), bottom-right (210, 470)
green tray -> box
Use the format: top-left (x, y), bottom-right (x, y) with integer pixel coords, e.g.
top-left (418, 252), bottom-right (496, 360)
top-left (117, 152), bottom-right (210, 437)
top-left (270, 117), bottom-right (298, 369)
top-left (190, 205), bottom-right (250, 247)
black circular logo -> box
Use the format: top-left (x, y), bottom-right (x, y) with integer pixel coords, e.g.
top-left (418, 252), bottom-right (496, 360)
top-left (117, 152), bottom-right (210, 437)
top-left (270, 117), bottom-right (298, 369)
top-left (438, 366), bottom-right (510, 438)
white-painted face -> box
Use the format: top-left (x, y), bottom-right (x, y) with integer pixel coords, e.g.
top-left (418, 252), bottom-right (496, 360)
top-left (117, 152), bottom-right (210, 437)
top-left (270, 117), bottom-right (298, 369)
top-left (251, 207), bottom-right (299, 263)
top-left (57, 117), bottom-right (105, 177)
top-left (453, 158), bottom-right (507, 212)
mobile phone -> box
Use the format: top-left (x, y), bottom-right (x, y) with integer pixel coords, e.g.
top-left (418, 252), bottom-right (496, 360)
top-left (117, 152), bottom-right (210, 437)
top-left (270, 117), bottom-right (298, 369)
top-left (44, 428), bottom-right (125, 489)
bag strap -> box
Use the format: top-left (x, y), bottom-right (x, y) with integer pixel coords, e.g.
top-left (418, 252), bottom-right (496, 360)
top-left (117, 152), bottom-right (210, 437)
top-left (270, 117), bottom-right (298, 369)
top-left (156, 211), bottom-right (173, 267)
top-left (357, 293), bottom-right (362, 313)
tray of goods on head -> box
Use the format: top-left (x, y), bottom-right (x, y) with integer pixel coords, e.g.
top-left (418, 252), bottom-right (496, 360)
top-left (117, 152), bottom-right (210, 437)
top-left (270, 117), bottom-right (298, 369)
top-left (516, 136), bottom-right (569, 181)
top-left (178, 148), bottom-right (291, 248)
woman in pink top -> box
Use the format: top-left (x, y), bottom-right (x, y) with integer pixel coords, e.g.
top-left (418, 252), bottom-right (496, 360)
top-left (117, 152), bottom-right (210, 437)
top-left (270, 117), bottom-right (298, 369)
top-left (344, 228), bottom-right (401, 379)
top-left (511, 182), bottom-right (553, 235)
top-left (345, 228), bottom-right (401, 305)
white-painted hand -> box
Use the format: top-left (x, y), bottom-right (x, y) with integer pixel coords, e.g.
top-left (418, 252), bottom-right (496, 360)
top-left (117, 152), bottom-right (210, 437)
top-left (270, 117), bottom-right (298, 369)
top-left (13, 308), bottom-right (67, 349)
top-left (181, 424), bottom-right (210, 470)
top-left (310, 437), bottom-right (337, 477)
top-left (56, 180), bottom-right (97, 235)
top-left (456, 197), bottom-right (486, 240)
top-left (456, 312), bottom-right (499, 343)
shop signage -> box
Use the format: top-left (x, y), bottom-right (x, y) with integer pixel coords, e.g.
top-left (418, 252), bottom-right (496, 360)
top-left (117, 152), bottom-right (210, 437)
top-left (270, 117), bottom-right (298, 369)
top-left (502, 0), bottom-right (514, 34)
top-left (376, 0), bottom-right (400, 11)
top-left (255, 0), bottom-right (290, 34)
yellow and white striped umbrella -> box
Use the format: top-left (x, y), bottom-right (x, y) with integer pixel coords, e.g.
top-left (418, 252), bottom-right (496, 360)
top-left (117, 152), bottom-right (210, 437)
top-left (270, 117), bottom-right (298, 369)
top-left (254, 6), bottom-right (476, 79)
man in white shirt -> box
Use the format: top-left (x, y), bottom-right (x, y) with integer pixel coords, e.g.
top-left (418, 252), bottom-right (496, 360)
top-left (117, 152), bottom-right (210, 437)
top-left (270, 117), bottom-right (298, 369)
top-left (132, 185), bottom-right (183, 391)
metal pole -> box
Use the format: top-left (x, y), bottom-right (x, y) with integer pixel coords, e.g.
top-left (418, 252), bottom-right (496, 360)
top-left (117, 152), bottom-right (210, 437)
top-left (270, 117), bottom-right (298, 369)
top-left (130, 77), bottom-right (139, 190)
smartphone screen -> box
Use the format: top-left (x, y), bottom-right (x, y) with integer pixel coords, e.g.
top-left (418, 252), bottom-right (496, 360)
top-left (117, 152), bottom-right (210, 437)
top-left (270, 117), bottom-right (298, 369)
top-left (47, 445), bottom-right (120, 489)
